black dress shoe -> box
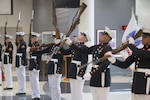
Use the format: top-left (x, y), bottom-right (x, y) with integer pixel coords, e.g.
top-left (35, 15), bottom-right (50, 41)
top-left (16, 92), bottom-right (26, 96)
top-left (35, 98), bottom-right (40, 100)
top-left (32, 97), bottom-right (40, 100)
top-left (4, 87), bottom-right (13, 90)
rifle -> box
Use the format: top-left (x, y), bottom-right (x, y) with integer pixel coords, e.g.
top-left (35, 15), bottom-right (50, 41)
top-left (1, 16), bottom-right (8, 79)
top-left (28, 10), bottom-right (34, 47)
top-left (46, 2), bottom-right (87, 63)
top-left (29, 0), bottom-right (61, 52)
top-left (79, 29), bottom-right (143, 69)
top-left (15, 12), bottom-right (21, 47)
top-left (52, 0), bottom-right (60, 39)
top-left (4, 16), bottom-right (8, 46)
top-left (112, 29), bottom-right (143, 54)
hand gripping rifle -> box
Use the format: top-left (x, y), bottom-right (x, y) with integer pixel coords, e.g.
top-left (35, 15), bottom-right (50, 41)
top-left (15, 12), bottom-right (21, 47)
top-left (79, 29), bottom-right (143, 69)
top-left (46, 2), bottom-right (87, 63)
top-left (27, 10), bottom-right (53, 51)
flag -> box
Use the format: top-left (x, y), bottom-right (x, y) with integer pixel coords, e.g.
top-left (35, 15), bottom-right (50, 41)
top-left (121, 12), bottom-right (140, 45)
top-left (120, 11), bottom-right (142, 70)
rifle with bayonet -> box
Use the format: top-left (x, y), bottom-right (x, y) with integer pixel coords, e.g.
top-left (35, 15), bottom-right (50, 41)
top-left (46, 2), bottom-right (87, 63)
top-left (15, 12), bottom-right (21, 47)
top-left (4, 17), bottom-right (8, 46)
top-left (79, 29), bottom-right (143, 69)
top-left (1, 16), bottom-right (8, 81)
top-left (29, 10), bottom-right (34, 47)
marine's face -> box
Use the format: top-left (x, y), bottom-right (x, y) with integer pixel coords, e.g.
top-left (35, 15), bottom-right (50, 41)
top-left (6, 38), bottom-right (11, 43)
top-left (31, 36), bottom-right (38, 43)
top-left (18, 35), bottom-right (24, 40)
top-left (78, 34), bottom-right (87, 43)
top-left (142, 35), bottom-right (150, 46)
top-left (99, 33), bottom-right (111, 43)
top-left (72, 36), bottom-right (78, 42)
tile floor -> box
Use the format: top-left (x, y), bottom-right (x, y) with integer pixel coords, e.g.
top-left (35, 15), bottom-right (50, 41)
top-left (0, 67), bottom-right (134, 100)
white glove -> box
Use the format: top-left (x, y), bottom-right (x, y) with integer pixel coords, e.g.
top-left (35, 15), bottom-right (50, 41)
top-left (76, 76), bottom-right (83, 80)
top-left (33, 69), bottom-right (40, 72)
top-left (128, 37), bottom-right (135, 45)
top-left (54, 38), bottom-right (61, 44)
top-left (84, 41), bottom-right (92, 47)
top-left (83, 73), bottom-right (91, 80)
top-left (65, 37), bottom-right (72, 45)
top-left (105, 51), bottom-right (116, 64)
top-left (55, 73), bottom-right (62, 77)
top-left (26, 47), bottom-right (31, 52)
top-left (108, 56), bottom-right (116, 64)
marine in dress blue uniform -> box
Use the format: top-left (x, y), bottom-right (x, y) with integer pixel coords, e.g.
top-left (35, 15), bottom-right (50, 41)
top-left (15, 32), bottom-right (27, 96)
top-left (83, 26), bottom-right (113, 100)
top-left (28, 32), bottom-right (41, 100)
top-left (35, 33), bottom-right (68, 100)
top-left (107, 28), bottom-right (150, 100)
top-left (3, 34), bottom-right (13, 90)
top-left (65, 32), bottom-right (91, 100)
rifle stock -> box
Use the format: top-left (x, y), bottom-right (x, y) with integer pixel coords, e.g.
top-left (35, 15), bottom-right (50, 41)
top-left (52, 0), bottom-right (60, 39)
top-left (56, 3), bottom-right (87, 50)
top-left (66, 3), bottom-right (87, 37)
top-left (112, 29), bottom-right (143, 54)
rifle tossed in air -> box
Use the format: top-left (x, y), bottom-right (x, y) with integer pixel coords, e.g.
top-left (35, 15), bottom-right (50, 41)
top-left (46, 2), bottom-right (87, 63)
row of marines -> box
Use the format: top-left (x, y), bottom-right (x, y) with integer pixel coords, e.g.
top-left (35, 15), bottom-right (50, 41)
top-left (0, 26), bottom-right (150, 100)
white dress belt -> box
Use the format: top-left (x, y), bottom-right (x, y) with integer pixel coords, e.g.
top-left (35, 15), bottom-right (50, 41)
top-left (136, 68), bottom-right (150, 74)
top-left (92, 65), bottom-right (110, 69)
top-left (51, 58), bottom-right (58, 63)
top-left (51, 58), bottom-right (58, 74)
top-left (4, 53), bottom-right (9, 64)
top-left (4, 53), bottom-right (9, 56)
top-left (92, 65), bottom-right (99, 68)
top-left (31, 56), bottom-right (37, 60)
top-left (71, 60), bottom-right (81, 76)
top-left (16, 53), bottom-right (23, 67)
top-left (92, 65), bottom-right (110, 87)
top-left (16, 53), bottom-right (23, 56)
top-left (71, 60), bottom-right (81, 65)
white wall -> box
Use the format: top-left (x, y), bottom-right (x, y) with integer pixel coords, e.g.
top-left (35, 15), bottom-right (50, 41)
top-left (136, 0), bottom-right (150, 28)
top-left (79, 0), bottom-right (94, 45)
top-left (0, 0), bottom-right (32, 35)
top-left (0, 0), bottom-right (32, 67)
